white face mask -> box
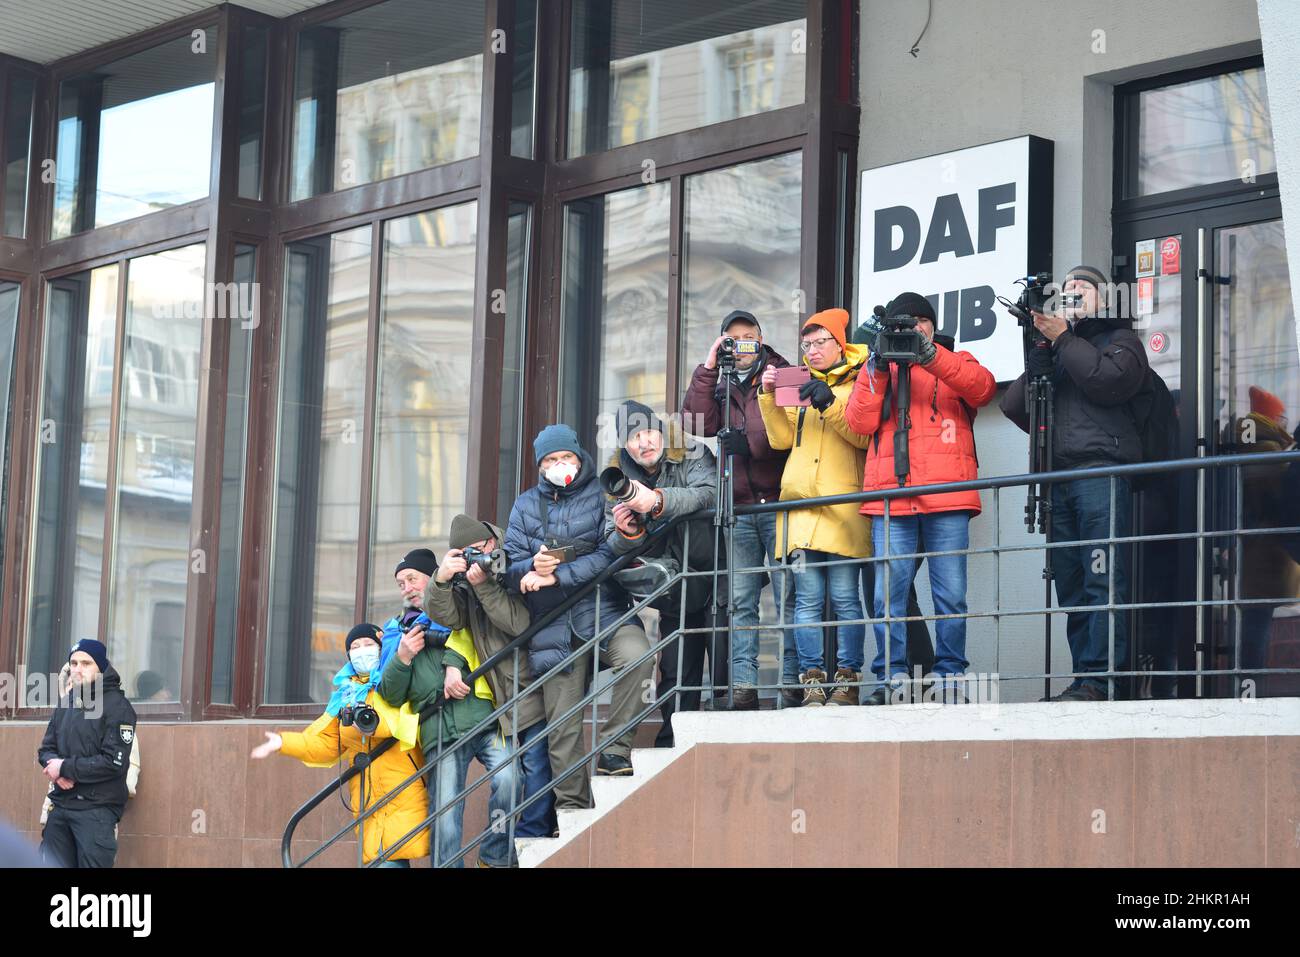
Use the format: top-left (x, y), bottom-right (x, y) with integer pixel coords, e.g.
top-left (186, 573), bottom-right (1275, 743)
top-left (543, 460), bottom-right (579, 487)
top-left (349, 647), bottom-right (380, 675)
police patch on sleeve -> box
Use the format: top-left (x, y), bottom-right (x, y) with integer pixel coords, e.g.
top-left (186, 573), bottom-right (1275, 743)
top-left (119, 725), bottom-right (134, 744)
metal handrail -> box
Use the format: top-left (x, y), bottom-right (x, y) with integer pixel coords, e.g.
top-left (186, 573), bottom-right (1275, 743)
top-left (281, 505), bottom-right (713, 867)
top-left (285, 448), bottom-right (1300, 866)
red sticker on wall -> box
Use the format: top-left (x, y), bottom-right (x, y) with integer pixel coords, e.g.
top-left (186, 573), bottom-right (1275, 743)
top-left (1160, 236), bottom-right (1180, 275)
top-left (1149, 331), bottom-right (1169, 354)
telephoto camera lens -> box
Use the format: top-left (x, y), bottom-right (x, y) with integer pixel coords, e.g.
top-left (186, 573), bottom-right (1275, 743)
top-left (600, 466), bottom-right (637, 504)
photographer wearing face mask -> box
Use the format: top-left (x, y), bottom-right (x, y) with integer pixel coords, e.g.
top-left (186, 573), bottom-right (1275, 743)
top-left (603, 400), bottom-right (720, 747)
top-left (423, 514), bottom-right (545, 847)
top-left (1001, 265), bottom-right (1148, 702)
top-left (504, 425), bottom-right (654, 812)
top-left (251, 624), bottom-right (430, 867)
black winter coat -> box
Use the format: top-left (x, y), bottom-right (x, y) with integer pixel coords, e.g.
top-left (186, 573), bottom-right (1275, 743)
top-left (1002, 317), bottom-right (1148, 469)
top-left (37, 666), bottom-right (137, 817)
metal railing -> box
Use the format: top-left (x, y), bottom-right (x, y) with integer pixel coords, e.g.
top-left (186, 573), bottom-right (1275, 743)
top-left (283, 449), bottom-right (1300, 867)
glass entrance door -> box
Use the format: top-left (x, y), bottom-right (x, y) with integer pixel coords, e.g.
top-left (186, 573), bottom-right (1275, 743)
top-left (1116, 207), bottom-right (1296, 698)
top-left (1207, 219), bottom-right (1299, 697)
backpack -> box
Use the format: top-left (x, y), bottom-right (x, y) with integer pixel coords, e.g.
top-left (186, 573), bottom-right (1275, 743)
top-left (1098, 327), bottom-right (1178, 490)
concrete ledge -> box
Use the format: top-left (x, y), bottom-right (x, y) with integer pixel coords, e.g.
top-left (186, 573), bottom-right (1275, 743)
top-left (673, 698), bottom-right (1300, 746)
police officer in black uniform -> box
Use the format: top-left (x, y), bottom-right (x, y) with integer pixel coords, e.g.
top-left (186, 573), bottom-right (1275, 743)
top-left (37, 638), bottom-right (137, 868)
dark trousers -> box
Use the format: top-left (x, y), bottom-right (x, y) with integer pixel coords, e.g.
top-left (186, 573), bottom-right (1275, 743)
top-left (40, 805), bottom-right (119, 868)
top-left (656, 607), bottom-right (728, 748)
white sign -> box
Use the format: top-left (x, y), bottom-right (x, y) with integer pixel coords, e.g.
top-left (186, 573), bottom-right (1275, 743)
top-left (856, 136), bottom-right (1053, 382)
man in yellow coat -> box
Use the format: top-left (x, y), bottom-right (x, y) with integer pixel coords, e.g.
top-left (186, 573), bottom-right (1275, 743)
top-left (759, 308), bottom-right (873, 707)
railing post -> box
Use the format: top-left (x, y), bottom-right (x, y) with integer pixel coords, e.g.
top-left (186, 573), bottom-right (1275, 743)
top-left (1107, 474), bottom-right (1117, 701)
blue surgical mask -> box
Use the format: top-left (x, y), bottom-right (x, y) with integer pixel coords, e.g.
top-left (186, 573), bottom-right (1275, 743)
top-left (349, 647), bottom-right (380, 675)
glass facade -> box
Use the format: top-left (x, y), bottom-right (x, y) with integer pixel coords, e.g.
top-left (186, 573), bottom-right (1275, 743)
top-left (568, 0), bottom-right (806, 156)
top-left (3, 70), bottom-right (35, 237)
top-left (0, 0), bottom-right (848, 718)
top-left (290, 0), bottom-right (484, 201)
top-left (561, 182), bottom-right (671, 463)
top-left (367, 202), bottom-right (479, 622)
top-left (28, 264), bottom-right (120, 678)
top-left (0, 281), bottom-right (17, 598)
top-left (680, 151), bottom-right (803, 375)
top-left (52, 28), bottom-right (219, 238)
top-left (267, 226), bottom-right (373, 704)
top-left (109, 244), bottom-right (207, 702)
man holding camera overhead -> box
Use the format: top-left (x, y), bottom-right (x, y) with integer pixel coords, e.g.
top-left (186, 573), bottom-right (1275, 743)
top-left (604, 400), bottom-right (718, 747)
top-left (846, 293), bottom-right (996, 705)
top-left (423, 514), bottom-right (543, 849)
top-left (681, 310), bottom-right (801, 708)
top-left (1001, 266), bottom-right (1148, 702)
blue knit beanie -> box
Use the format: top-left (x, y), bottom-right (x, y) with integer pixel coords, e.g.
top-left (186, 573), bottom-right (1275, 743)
top-left (533, 424), bottom-right (581, 465)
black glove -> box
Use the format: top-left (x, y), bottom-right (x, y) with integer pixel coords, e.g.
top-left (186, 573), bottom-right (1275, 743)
top-left (799, 378), bottom-right (835, 412)
top-left (1027, 341), bottom-right (1054, 378)
top-left (917, 334), bottom-right (937, 366)
top-left (716, 427), bottom-right (750, 458)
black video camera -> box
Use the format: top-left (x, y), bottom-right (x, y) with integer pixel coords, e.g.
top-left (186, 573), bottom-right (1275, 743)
top-left (999, 273), bottom-right (1085, 343)
top-left (875, 313), bottom-right (924, 364)
top-left (340, 703), bottom-right (380, 735)
top-left (718, 335), bottom-right (760, 369)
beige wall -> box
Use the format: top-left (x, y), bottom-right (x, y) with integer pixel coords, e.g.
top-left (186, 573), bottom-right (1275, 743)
top-left (544, 736), bottom-right (1300, 867)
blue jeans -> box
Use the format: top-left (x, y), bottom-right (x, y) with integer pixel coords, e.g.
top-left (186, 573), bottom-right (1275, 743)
top-left (730, 512), bottom-right (799, 688)
top-left (431, 726), bottom-right (518, 868)
top-left (377, 859), bottom-right (410, 868)
top-left (792, 549), bottom-right (865, 673)
top-left (1050, 477), bottom-right (1131, 695)
top-left (870, 513), bottom-right (971, 682)
top-left (515, 721), bottom-right (556, 838)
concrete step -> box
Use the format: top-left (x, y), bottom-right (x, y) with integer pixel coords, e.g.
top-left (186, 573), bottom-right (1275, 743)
top-left (515, 744), bottom-right (687, 867)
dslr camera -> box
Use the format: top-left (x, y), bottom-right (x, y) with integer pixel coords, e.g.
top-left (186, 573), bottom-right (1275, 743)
top-left (401, 611), bottom-right (432, 634)
top-left (340, 702), bottom-right (380, 734)
top-left (458, 545), bottom-right (503, 578)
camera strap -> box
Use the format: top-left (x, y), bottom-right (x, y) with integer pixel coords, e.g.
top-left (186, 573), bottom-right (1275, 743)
top-left (536, 491), bottom-right (595, 557)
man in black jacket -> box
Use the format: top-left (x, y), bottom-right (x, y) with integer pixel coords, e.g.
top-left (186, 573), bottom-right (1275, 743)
top-left (1002, 265), bottom-right (1147, 701)
top-left (37, 639), bottom-right (137, 867)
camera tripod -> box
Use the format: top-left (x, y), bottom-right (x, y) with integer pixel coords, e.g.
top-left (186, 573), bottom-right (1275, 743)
top-left (710, 350), bottom-right (742, 710)
top-left (1022, 342), bottom-right (1057, 700)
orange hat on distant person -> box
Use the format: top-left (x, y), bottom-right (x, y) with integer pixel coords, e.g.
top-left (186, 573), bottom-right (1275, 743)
top-left (1249, 386), bottom-right (1285, 423)
top-left (802, 308), bottom-right (850, 353)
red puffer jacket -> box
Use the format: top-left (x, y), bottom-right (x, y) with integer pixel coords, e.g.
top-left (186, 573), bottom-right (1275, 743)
top-left (844, 344), bottom-right (996, 516)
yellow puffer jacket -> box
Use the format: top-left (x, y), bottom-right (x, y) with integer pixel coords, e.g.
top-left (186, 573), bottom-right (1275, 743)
top-left (758, 340), bottom-right (874, 560)
top-left (279, 685), bottom-right (430, 863)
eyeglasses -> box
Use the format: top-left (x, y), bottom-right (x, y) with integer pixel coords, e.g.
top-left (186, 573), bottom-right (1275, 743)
top-left (799, 336), bottom-right (836, 354)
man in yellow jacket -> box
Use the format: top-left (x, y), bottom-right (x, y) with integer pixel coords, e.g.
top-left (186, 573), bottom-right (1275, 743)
top-left (759, 308), bottom-right (873, 706)
top-left (251, 623), bottom-right (430, 867)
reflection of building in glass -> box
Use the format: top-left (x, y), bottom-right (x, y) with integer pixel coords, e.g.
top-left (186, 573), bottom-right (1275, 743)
top-left (333, 57), bottom-right (482, 192)
top-left (571, 15), bottom-right (805, 155)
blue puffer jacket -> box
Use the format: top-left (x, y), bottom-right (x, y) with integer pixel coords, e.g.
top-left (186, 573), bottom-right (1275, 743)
top-left (505, 447), bottom-right (637, 677)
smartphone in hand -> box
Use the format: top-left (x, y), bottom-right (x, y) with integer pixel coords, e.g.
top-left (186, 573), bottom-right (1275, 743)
top-left (773, 366), bottom-right (812, 407)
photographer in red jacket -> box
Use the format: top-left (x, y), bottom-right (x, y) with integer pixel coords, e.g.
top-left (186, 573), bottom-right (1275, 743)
top-left (846, 293), bottom-right (996, 704)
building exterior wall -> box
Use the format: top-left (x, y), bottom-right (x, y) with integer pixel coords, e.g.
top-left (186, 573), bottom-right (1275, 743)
top-left (856, 0), bottom-right (1281, 696)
